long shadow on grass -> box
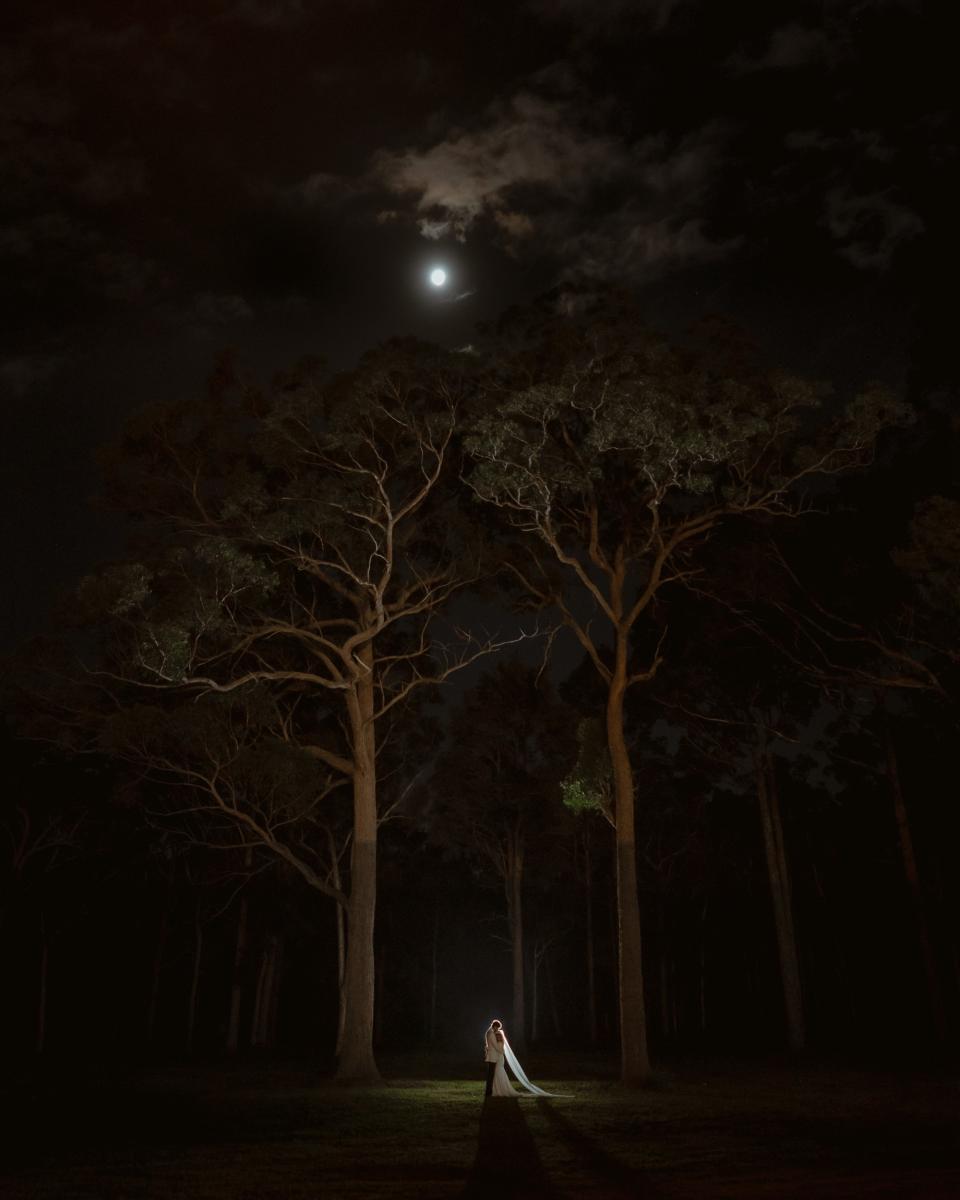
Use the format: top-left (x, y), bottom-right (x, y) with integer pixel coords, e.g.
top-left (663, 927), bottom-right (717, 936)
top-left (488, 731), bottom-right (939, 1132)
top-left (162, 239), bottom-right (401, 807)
top-left (462, 1097), bottom-right (558, 1198)
top-left (536, 1099), bottom-right (660, 1199)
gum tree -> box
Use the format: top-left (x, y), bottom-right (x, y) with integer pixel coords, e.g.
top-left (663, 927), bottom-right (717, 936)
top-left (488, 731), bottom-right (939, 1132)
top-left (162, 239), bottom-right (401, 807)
top-left (60, 342), bottom-right (510, 1082)
top-left (464, 298), bottom-right (907, 1084)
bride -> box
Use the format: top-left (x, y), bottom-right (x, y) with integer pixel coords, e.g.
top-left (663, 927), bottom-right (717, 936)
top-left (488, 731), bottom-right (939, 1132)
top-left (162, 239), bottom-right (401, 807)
top-left (483, 1019), bottom-right (559, 1098)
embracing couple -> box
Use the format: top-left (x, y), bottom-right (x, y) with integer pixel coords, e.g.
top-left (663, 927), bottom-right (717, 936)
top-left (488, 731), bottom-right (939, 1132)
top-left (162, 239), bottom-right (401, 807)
top-left (483, 1018), bottom-right (559, 1099)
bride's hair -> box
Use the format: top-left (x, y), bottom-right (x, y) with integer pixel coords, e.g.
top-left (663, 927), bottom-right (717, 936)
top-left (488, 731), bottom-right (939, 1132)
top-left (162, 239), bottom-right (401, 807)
top-left (491, 1019), bottom-right (502, 1029)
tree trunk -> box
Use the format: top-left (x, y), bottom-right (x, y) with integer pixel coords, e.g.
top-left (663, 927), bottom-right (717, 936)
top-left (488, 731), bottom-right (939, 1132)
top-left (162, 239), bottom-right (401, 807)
top-left (607, 643), bottom-right (651, 1084)
top-left (336, 661), bottom-right (380, 1082)
top-left (658, 905), bottom-right (670, 1046)
top-left (583, 834), bottom-right (598, 1047)
top-left (146, 902), bottom-right (168, 1049)
top-left (267, 937), bottom-right (283, 1049)
top-left (252, 936), bottom-right (273, 1048)
top-left (531, 947), bottom-right (540, 1043)
top-left (36, 912), bottom-right (48, 1057)
top-left (329, 833), bottom-right (347, 1059)
top-left (226, 878), bottom-right (249, 1055)
top-left (252, 934), bottom-right (279, 1048)
top-left (186, 914), bottom-right (203, 1056)
top-left (545, 948), bottom-right (561, 1040)
top-left (429, 900), bottom-right (439, 1042)
top-left (757, 749), bottom-right (805, 1053)
top-left (507, 834), bottom-right (526, 1051)
top-left (699, 902), bottom-right (708, 1037)
top-left (884, 723), bottom-right (946, 1042)
top-left (374, 925), bottom-right (386, 1048)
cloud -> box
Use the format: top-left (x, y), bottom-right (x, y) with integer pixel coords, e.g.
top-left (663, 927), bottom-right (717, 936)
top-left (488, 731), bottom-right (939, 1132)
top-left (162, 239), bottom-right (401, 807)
top-left (270, 170), bottom-right (358, 209)
top-left (374, 91), bottom-right (629, 243)
top-left (0, 354), bottom-right (59, 398)
top-left (786, 127), bottom-right (895, 162)
top-left (372, 88), bottom-right (734, 283)
top-left (728, 23), bottom-right (834, 73)
top-left (824, 187), bottom-right (924, 270)
top-left (225, 0), bottom-right (311, 29)
top-left (188, 292), bottom-right (255, 325)
top-left (563, 213), bottom-right (740, 283)
top-left (530, 0), bottom-right (685, 32)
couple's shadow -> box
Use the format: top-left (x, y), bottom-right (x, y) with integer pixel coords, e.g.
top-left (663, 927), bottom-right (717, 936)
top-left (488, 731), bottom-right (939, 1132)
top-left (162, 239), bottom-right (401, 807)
top-left (461, 1096), bottom-right (557, 1198)
top-left (462, 1095), bottom-right (653, 1199)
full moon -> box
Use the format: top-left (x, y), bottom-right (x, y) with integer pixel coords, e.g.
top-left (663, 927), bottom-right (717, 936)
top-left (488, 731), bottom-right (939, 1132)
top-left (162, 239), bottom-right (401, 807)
top-left (430, 267), bottom-right (447, 287)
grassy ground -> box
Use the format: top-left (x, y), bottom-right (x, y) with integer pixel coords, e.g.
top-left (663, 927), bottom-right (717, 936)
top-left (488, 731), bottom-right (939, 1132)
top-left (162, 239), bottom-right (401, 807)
top-left (1, 1053), bottom-right (958, 1198)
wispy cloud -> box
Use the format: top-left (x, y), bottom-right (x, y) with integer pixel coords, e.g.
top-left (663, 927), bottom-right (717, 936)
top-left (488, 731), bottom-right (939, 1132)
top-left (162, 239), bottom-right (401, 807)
top-left (372, 88), bottom-right (735, 283)
top-left (727, 23), bottom-right (835, 74)
top-left (530, 0), bottom-right (686, 33)
top-left (824, 187), bottom-right (924, 270)
top-left (374, 91), bottom-right (628, 243)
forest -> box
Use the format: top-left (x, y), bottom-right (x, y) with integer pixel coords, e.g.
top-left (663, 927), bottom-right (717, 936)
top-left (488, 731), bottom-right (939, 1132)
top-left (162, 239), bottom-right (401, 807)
top-left (5, 292), bottom-right (957, 1101)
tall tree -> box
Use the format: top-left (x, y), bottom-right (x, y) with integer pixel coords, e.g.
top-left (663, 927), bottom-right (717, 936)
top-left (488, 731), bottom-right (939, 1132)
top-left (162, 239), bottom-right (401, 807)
top-left (36, 342), bottom-right (510, 1082)
top-left (464, 296), bottom-right (906, 1082)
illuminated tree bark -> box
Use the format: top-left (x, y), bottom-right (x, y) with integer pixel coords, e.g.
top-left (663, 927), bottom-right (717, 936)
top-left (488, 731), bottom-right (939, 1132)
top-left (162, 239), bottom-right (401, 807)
top-left (884, 723), bottom-right (946, 1042)
top-left (756, 749), bottom-right (805, 1052)
top-left (507, 835), bottom-right (526, 1050)
top-left (39, 346), bottom-right (515, 1085)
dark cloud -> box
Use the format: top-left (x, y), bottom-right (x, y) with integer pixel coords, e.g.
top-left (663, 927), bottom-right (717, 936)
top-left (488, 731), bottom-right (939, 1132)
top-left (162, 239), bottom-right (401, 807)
top-left (224, 0), bottom-right (312, 29)
top-left (823, 187), bottom-right (924, 271)
top-left (529, 0), bottom-right (685, 32)
top-left (0, 353), bottom-right (59, 399)
top-left (785, 128), bottom-right (896, 163)
top-left (727, 22), bottom-right (837, 74)
top-left (184, 291), bottom-right (255, 329)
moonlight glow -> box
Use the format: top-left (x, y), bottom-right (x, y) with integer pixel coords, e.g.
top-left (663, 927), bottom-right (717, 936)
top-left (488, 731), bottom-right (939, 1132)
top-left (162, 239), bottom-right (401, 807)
top-left (430, 267), bottom-right (447, 287)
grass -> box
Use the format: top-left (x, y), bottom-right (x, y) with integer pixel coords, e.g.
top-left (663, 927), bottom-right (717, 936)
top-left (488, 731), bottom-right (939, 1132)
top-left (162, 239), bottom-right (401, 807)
top-left (1, 1054), bottom-right (958, 1198)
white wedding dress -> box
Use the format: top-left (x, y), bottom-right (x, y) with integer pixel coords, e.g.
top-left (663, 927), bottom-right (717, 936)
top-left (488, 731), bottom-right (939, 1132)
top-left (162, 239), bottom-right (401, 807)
top-left (490, 1034), bottom-right (560, 1098)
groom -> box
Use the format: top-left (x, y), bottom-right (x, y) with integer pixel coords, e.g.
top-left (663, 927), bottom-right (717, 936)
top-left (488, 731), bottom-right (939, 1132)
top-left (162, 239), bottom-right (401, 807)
top-left (483, 1019), bottom-right (504, 1097)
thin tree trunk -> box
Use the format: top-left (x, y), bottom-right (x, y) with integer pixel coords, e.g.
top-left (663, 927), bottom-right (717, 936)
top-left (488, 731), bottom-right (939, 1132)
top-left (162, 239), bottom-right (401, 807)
top-left (545, 948), bottom-right (561, 1040)
top-left (253, 935), bottom-right (278, 1048)
top-left (429, 900), bottom-right (439, 1042)
top-left (328, 827), bottom-right (347, 1059)
top-left (267, 937), bottom-right (283, 1049)
top-left (531, 947), bottom-right (540, 1043)
top-left (36, 912), bottom-right (48, 1057)
top-left (658, 905), bottom-right (670, 1045)
top-left (757, 749), bottom-right (805, 1053)
top-left (584, 834), bottom-right (598, 1047)
top-left (699, 902), bottom-right (708, 1037)
top-left (146, 902), bottom-right (168, 1049)
top-left (659, 956), bottom-right (670, 1046)
top-left (252, 937), bottom-right (272, 1048)
top-left (186, 915), bottom-right (203, 1055)
top-left (374, 923), bottom-right (386, 1048)
top-left (884, 723), bottom-right (946, 1042)
top-left (336, 660), bottom-right (380, 1082)
top-left (226, 865), bottom-right (250, 1055)
top-left (607, 639), bottom-right (651, 1084)
top-left (508, 834), bottom-right (526, 1051)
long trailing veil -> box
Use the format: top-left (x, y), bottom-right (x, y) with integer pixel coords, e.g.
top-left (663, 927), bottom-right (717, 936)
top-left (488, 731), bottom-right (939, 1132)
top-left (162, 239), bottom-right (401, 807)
top-left (501, 1034), bottom-right (566, 1098)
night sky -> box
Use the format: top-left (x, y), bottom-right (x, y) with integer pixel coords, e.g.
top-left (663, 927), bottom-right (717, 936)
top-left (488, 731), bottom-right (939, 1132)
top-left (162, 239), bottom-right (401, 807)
top-left (3, 0), bottom-right (953, 648)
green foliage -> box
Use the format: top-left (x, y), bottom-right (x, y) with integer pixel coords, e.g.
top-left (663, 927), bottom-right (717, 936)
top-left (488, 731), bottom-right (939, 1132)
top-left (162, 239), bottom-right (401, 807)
top-left (560, 719), bottom-right (612, 818)
top-left (465, 304), bottom-right (908, 546)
